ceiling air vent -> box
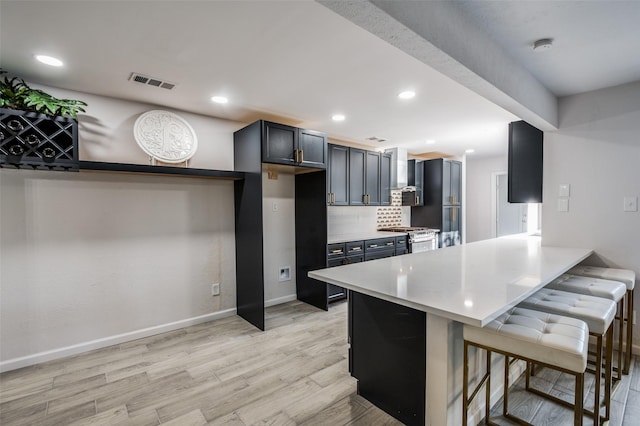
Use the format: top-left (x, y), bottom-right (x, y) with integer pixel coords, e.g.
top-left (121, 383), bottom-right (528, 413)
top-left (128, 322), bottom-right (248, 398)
top-left (129, 72), bottom-right (176, 90)
top-left (366, 136), bottom-right (387, 143)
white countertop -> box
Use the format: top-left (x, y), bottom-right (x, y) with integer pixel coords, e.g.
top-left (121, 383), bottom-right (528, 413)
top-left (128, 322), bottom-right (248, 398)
top-left (328, 231), bottom-right (408, 244)
top-left (309, 235), bottom-right (592, 326)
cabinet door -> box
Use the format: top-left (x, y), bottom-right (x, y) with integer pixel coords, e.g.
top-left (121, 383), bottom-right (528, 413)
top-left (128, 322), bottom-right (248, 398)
top-left (262, 121), bottom-right (297, 166)
top-left (349, 148), bottom-right (366, 205)
top-left (442, 160), bottom-right (452, 204)
top-left (442, 206), bottom-right (461, 232)
top-left (414, 160), bottom-right (424, 206)
top-left (365, 151), bottom-right (381, 205)
top-left (380, 152), bottom-right (392, 206)
top-left (298, 128), bottom-right (327, 169)
top-left (449, 161), bottom-right (462, 205)
top-left (328, 144), bottom-right (349, 205)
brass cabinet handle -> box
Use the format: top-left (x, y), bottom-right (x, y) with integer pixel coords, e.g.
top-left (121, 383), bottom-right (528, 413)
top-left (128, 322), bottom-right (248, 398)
top-left (416, 195), bottom-right (419, 205)
top-left (452, 207), bottom-right (456, 222)
top-left (351, 246), bottom-right (362, 251)
top-left (328, 193), bottom-right (332, 204)
top-left (331, 249), bottom-right (343, 254)
top-left (299, 149), bottom-right (304, 163)
top-left (386, 242), bottom-right (394, 246)
top-left (369, 244), bottom-right (378, 248)
top-left (332, 193), bottom-right (336, 204)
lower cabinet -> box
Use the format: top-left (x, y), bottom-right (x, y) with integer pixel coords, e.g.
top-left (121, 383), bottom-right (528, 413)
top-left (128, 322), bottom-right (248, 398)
top-left (325, 235), bottom-right (405, 304)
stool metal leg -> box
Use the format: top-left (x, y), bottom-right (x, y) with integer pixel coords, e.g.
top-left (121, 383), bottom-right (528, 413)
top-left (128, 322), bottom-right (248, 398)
top-left (463, 340), bottom-right (469, 426)
top-left (593, 334), bottom-right (602, 424)
top-left (486, 350), bottom-right (491, 424)
top-left (575, 372), bottom-right (584, 426)
top-left (605, 325), bottom-right (614, 421)
top-left (625, 289), bottom-right (634, 374)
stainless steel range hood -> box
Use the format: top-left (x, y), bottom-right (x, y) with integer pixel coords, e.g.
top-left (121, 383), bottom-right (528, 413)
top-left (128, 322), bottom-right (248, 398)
top-left (385, 147), bottom-right (414, 190)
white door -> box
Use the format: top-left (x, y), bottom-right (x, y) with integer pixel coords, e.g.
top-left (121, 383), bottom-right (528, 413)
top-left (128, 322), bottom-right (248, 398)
top-left (496, 173), bottom-right (527, 237)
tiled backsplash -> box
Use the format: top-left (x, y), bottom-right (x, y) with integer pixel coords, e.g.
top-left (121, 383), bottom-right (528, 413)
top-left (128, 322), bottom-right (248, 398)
top-left (327, 191), bottom-right (410, 236)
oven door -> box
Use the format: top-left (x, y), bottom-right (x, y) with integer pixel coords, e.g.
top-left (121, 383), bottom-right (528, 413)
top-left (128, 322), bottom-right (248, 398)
top-left (410, 238), bottom-right (436, 253)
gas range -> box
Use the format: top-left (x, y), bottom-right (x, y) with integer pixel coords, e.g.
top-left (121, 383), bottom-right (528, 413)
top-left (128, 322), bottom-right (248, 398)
top-left (378, 226), bottom-right (439, 252)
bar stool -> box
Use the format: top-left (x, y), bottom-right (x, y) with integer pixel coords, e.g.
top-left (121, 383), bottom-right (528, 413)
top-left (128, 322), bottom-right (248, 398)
top-left (463, 307), bottom-right (588, 426)
top-left (569, 265), bottom-right (636, 374)
top-left (545, 273), bottom-right (626, 380)
top-left (517, 288), bottom-right (616, 424)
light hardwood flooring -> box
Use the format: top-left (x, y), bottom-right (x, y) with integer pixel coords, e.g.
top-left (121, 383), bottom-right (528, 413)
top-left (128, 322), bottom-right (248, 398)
top-left (1, 300), bottom-right (638, 425)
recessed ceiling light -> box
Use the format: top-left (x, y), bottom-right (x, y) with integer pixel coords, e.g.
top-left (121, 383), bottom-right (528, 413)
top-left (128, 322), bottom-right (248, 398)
top-left (211, 96), bottom-right (228, 104)
top-left (465, 149), bottom-right (475, 154)
top-left (425, 139), bottom-right (435, 145)
top-left (398, 90), bottom-right (416, 99)
top-left (34, 54), bottom-right (63, 67)
top-left (332, 114), bottom-right (345, 122)
top-left (533, 38), bottom-right (553, 52)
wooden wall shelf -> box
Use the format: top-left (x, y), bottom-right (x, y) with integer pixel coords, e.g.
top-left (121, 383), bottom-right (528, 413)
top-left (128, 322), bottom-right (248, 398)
top-left (79, 161), bottom-right (244, 180)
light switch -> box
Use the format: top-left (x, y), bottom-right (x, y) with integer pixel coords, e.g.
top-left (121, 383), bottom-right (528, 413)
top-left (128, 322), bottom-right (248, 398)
top-left (558, 184), bottom-right (571, 197)
top-left (623, 196), bottom-right (638, 212)
top-left (557, 198), bottom-right (569, 212)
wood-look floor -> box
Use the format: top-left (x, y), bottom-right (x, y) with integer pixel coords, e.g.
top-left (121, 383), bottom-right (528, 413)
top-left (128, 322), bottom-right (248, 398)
top-left (0, 300), bottom-right (638, 425)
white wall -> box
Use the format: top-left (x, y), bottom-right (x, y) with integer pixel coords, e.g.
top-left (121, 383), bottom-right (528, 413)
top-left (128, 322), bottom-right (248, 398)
top-left (262, 172), bottom-right (297, 306)
top-left (0, 87), bottom-right (245, 371)
top-left (465, 155), bottom-right (507, 243)
top-left (542, 81), bottom-right (640, 352)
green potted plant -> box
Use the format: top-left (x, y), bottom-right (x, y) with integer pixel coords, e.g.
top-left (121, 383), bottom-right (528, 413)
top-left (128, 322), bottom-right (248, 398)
top-left (0, 68), bottom-right (87, 170)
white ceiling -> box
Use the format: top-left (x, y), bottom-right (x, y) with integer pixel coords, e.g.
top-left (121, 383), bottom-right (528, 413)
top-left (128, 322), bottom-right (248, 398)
top-left (1, 1), bottom-right (639, 158)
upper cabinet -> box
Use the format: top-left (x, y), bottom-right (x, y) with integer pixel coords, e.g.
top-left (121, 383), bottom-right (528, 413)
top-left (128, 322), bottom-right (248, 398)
top-left (442, 160), bottom-right (462, 205)
top-left (262, 121), bottom-right (327, 169)
top-left (508, 120), bottom-right (543, 203)
top-left (412, 158), bottom-right (462, 247)
top-left (327, 144), bottom-right (349, 205)
top-left (332, 145), bottom-right (391, 206)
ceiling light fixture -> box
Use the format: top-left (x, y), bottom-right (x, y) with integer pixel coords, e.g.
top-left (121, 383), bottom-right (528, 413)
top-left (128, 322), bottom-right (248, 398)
top-left (425, 139), bottom-right (435, 145)
top-left (465, 149), bottom-right (475, 154)
top-left (332, 114), bottom-right (345, 122)
top-left (35, 54), bottom-right (63, 67)
top-left (211, 96), bottom-right (228, 104)
top-left (532, 38), bottom-right (553, 52)
top-left (398, 90), bottom-right (415, 99)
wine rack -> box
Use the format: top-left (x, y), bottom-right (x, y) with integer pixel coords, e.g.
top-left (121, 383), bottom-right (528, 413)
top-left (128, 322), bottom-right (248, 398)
top-left (0, 108), bottom-right (78, 171)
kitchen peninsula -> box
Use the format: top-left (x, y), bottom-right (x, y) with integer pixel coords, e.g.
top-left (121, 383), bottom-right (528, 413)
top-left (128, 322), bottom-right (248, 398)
top-left (309, 234), bottom-right (592, 426)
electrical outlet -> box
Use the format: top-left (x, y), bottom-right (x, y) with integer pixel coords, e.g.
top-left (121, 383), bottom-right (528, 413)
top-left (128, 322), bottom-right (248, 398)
top-left (211, 283), bottom-right (220, 296)
top-left (279, 267), bottom-right (291, 282)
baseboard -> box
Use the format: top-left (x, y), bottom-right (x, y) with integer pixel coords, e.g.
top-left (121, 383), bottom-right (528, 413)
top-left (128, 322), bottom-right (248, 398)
top-left (264, 294), bottom-right (297, 308)
top-left (0, 308), bottom-right (237, 373)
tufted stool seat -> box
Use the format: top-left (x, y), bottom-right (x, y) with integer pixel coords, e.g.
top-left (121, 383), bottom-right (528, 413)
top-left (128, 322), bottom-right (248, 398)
top-left (568, 265), bottom-right (636, 374)
top-left (518, 288), bottom-right (616, 423)
top-left (463, 307), bottom-right (588, 426)
top-left (545, 273), bottom-right (627, 380)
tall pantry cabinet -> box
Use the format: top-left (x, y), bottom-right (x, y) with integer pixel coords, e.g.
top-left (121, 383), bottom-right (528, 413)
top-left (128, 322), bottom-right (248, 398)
top-left (411, 158), bottom-right (462, 247)
top-left (234, 120), bottom-right (328, 330)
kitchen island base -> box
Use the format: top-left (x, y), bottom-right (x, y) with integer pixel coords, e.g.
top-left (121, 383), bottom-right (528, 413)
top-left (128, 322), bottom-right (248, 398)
top-left (349, 291), bottom-right (426, 425)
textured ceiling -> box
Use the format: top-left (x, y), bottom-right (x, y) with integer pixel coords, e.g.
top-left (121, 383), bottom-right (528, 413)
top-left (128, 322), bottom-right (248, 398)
top-left (1, 1), bottom-right (638, 158)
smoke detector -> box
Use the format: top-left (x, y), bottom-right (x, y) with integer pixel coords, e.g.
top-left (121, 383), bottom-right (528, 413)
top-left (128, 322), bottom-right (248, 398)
top-left (129, 72), bottom-right (176, 90)
top-left (533, 38), bottom-right (553, 52)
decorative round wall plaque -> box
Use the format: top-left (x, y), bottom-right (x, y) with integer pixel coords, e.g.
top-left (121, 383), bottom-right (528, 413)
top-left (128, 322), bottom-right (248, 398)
top-left (133, 110), bottom-right (198, 163)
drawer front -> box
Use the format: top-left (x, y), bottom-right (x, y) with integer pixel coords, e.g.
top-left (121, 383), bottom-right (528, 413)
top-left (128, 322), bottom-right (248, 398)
top-left (346, 240), bottom-right (365, 256)
top-left (345, 255), bottom-right (364, 264)
top-left (365, 250), bottom-right (395, 262)
top-left (365, 237), bottom-right (396, 252)
top-left (327, 243), bottom-right (346, 259)
top-left (395, 235), bottom-right (408, 255)
top-left (327, 258), bottom-right (344, 268)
